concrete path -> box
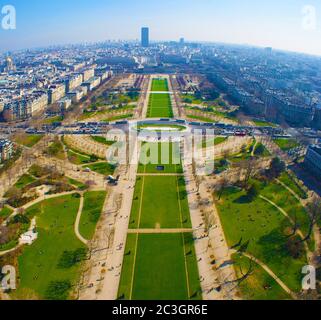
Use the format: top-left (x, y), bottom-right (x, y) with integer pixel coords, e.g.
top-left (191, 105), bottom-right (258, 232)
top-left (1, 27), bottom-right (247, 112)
top-left (74, 193), bottom-right (89, 245)
top-left (251, 139), bottom-right (258, 157)
top-left (276, 178), bottom-right (306, 203)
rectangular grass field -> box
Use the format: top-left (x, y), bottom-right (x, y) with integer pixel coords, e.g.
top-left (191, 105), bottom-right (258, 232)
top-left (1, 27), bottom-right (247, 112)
top-left (147, 93), bottom-right (173, 118)
top-left (129, 175), bottom-right (191, 229)
top-left (118, 233), bottom-right (201, 300)
top-left (151, 79), bottom-right (169, 92)
top-left (138, 142), bottom-right (183, 174)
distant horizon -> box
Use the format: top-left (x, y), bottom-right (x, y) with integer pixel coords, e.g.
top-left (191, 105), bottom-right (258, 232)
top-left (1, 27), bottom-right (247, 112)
top-left (1, 0), bottom-right (321, 56)
top-left (2, 38), bottom-right (321, 60)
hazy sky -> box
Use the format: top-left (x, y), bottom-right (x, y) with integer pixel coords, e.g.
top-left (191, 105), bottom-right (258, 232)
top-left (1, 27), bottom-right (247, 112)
top-left (1, 0), bottom-right (321, 55)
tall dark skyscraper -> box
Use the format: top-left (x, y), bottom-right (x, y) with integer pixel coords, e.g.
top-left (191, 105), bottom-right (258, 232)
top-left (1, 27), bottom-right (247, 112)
top-left (141, 27), bottom-right (149, 47)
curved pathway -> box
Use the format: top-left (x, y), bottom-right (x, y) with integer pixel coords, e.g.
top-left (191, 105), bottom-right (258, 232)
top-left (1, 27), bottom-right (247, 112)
top-left (276, 179), bottom-right (304, 203)
top-left (275, 179), bottom-right (321, 264)
top-left (234, 250), bottom-right (297, 300)
top-left (74, 193), bottom-right (89, 245)
top-left (0, 191), bottom-right (87, 256)
top-left (251, 140), bottom-right (258, 157)
top-left (259, 195), bottom-right (310, 257)
top-left (2, 191), bottom-right (78, 227)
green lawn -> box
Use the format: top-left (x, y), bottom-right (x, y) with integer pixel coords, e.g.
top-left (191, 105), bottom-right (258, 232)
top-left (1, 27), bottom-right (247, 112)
top-left (118, 233), bottom-right (201, 300)
top-left (224, 139), bottom-right (256, 163)
top-left (129, 175), bottom-right (191, 229)
top-left (103, 113), bottom-right (133, 122)
top-left (15, 174), bottom-right (36, 189)
top-left (216, 186), bottom-right (308, 293)
top-left (147, 93), bottom-right (173, 118)
top-left (278, 172), bottom-right (308, 200)
top-left (232, 254), bottom-right (291, 300)
top-left (187, 114), bottom-right (215, 123)
top-left (138, 142), bottom-right (183, 174)
top-left (67, 150), bottom-right (92, 165)
top-left (274, 138), bottom-right (299, 151)
top-left (79, 191), bottom-right (106, 240)
top-left (14, 134), bottom-right (43, 147)
top-left (119, 140), bottom-right (201, 301)
top-left (91, 136), bottom-right (115, 146)
top-left (86, 162), bottom-right (116, 176)
top-left (46, 139), bottom-right (66, 160)
top-left (260, 181), bottom-right (312, 246)
top-left (151, 79), bottom-right (169, 92)
top-left (0, 206), bottom-right (13, 220)
top-left (253, 120), bottom-right (277, 128)
top-left (201, 137), bottom-right (227, 148)
top-left (181, 94), bottom-right (204, 105)
top-left (43, 116), bottom-right (63, 125)
top-left (80, 105), bottom-right (135, 121)
top-left (67, 178), bottom-right (87, 190)
top-left (137, 124), bottom-right (186, 132)
top-left (214, 159), bottom-right (229, 174)
top-left (63, 138), bottom-right (99, 165)
top-left (14, 194), bottom-right (86, 300)
top-left (254, 142), bottom-right (271, 157)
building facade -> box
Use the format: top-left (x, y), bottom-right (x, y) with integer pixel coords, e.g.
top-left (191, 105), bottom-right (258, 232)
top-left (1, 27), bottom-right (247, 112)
top-left (0, 139), bottom-right (13, 163)
top-left (66, 74), bottom-right (83, 92)
top-left (141, 27), bottom-right (149, 47)
top-left (48, 83), bottom-right (66, 104)
top-left (3, 91), bottom-right (48, 121)
top-left (305, 145), bottom-right (321, 180)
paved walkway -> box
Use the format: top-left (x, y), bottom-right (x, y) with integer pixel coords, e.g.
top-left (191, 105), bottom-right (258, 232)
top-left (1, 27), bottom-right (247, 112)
top-left (74, 193), bottom-right (89, 245)
top-left (183, 163), bottom-right (238, 300)
top-left (251, 139), bottom-right (259, 157)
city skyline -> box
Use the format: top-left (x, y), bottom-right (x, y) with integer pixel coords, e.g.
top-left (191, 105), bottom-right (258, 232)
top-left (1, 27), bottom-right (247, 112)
top-left (1, 0), bottom-right (321, 56)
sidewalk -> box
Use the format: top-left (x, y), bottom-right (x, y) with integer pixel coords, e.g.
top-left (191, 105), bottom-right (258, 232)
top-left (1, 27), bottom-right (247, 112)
top-left (183, 163), bottom-right (238, 300)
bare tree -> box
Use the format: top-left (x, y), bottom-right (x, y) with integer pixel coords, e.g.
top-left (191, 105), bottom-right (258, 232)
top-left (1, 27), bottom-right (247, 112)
top-left (224, 258), bottom-right (254, 287)
top-left (216, 175), bottom-right (229, 200)
top-left (203, 211), bottom-right (214, 234)
top-left (0, 226), bottom-right (10, 245)
top-left (235, 158), bottom-right (258, 189)
top-left (286, 213), bottom-right (300, 239)
top-left (300, 196), bottom-right (321, 243)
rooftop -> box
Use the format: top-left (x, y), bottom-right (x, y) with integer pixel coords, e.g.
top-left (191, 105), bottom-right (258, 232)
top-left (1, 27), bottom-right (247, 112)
top-left (0, 138), bottom-right (12, 145)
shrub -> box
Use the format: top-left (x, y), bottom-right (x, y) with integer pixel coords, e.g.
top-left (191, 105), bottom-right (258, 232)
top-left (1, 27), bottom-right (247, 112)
top-left (11, 214), bottom-right (30, 225)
